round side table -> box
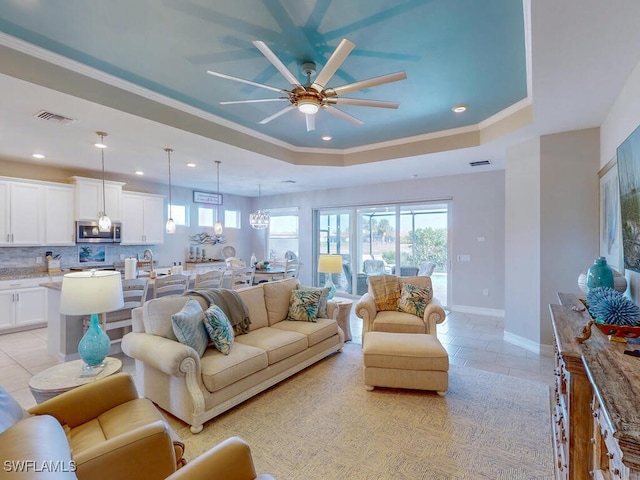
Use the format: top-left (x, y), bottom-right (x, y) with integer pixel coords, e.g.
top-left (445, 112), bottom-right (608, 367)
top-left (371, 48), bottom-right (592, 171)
top-left (332, 297), bottom-right (353, 342)
top-left (29, 357), bottom-right (123, 404)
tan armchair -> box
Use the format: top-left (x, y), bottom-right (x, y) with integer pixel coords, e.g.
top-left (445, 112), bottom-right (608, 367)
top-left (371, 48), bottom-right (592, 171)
top-left (166, 436), bottom-right (275, 480)
top-left (355, 275), bottom-right (446, 337)
top-left (27, 372), bottom-right (185, 480)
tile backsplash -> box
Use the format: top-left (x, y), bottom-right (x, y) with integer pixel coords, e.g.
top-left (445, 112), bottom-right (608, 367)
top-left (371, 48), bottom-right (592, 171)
top-left (0, 245), bottom-right (153, 269)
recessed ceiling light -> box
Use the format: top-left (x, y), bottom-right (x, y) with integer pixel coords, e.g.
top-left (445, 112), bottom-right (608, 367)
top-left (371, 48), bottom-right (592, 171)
top-left (186, 163), bottom-right (196, 168)
top-left (322, 135), bottom-right (332, 141)
top-left (452, 104), bottom-right (467, 113)
top-left (135, 170), bottom-right (144, 176)
top-left (32, 153), bottom-right (45, 159)
top-left (411, 174), bottom-right (418, 179)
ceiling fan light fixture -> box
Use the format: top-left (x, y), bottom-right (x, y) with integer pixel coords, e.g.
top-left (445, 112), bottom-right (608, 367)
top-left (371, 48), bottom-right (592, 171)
top-left (298, 99), bottom-right (319, 115)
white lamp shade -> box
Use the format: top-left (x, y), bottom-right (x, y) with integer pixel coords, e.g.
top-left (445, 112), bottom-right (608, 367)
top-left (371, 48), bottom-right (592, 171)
top-left (60, 270), bottom-right (124, 315)
top-left (318, 254), bottom-right (343, 274)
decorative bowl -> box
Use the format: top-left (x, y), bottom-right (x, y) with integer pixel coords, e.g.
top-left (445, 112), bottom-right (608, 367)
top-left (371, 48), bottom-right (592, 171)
top-left (594, 322), bottom-right (640, 338)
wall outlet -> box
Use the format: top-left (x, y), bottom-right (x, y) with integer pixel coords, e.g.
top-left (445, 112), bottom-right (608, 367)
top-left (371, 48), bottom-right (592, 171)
top-left (483, 288), bottom-right (489, 296)
top-left (120, 254), bottom-right (125, 260)
top-left (36, 256), bottom-right (43, 264)
top-left (456, 254), bottom-right (471, 262)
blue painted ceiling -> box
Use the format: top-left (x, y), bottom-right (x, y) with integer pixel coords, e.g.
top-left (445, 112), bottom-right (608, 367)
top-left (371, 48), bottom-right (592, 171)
top-left (0, 0), bottom-right (527, 150)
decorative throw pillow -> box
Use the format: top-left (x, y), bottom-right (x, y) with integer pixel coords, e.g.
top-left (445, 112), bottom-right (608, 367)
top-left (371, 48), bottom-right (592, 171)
top-left (297, 285), bottom-right (330, 318)
top-left (287, 289), bottom-right (322, 322)
top-left (203, 305), bottom-right (234, 355)
top-left (368, 275), bottom-right (401, 311)
top-left (397, 283), bottom-right (433, 318)
top-left (171, 297), bottom-right (208, 357)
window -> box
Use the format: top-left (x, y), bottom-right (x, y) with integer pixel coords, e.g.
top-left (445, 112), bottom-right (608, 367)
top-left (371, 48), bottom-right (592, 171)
top-left (224, 209), bottom-right (241, 229)
top-left (198, 207), bottom-right (214, 227)
top-left (168, 204), bottom-right (187, 226)
top-left (268, 209), bottom-right (299, 260)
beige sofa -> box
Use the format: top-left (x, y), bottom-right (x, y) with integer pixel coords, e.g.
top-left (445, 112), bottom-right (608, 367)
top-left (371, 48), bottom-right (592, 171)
top-left (121, 278), bottom-right (344, 433)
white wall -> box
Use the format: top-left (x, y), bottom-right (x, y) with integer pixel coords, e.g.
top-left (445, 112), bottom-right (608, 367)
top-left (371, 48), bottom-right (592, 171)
top-left (601, 57), bottom-right (640, 302)
top-left (505, 129), bottom-right (599, 351)
top-left (253, 170), bottom-right (506, 311)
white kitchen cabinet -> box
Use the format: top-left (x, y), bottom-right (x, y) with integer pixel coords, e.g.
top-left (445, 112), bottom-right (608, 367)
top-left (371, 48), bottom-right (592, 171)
top-left (71, 176), bottom-right (124, 222)
top-left (121, 192), bottom-right (164, 244)
top-left (0, 181), bottom-right (44, 245)
top-left (0, 278), bottom-right (47, 332)
top-left (44, 184), bottom-right (75, 245)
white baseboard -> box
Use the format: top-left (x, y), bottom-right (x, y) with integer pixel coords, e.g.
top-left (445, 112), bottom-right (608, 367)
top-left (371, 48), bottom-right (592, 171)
top-left (503, 331), bottom-right (554, 356)
top-left (449, 305), bottom-right (505, 317)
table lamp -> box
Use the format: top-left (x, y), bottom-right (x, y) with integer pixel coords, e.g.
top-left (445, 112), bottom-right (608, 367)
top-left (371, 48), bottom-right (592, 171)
top-left (60, 270), bottom-right (124, 376)
top-left (318, 254), bottom-right (343, 299)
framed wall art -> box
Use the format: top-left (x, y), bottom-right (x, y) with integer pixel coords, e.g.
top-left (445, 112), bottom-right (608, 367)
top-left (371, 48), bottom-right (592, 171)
top-left (599, 157), bottom-right (622, 272)
top-left (616, 123), bottom-right (640, 272)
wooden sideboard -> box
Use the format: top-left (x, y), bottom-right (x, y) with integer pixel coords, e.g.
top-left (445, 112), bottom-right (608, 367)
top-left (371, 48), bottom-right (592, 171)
top-left (550, 293), bottom-right (640, 479)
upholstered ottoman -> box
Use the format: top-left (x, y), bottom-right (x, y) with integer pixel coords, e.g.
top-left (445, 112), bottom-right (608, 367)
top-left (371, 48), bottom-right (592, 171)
top-left (362, 332), bottom-right (449, 395)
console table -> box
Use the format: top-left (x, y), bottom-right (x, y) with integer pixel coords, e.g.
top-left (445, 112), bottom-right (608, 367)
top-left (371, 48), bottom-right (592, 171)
top-left (550, 293), bottom-right (640, 479)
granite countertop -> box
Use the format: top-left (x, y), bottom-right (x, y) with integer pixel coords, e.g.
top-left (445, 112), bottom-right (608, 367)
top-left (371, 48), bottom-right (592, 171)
top-left (0, 267), bottom-right (58, 281)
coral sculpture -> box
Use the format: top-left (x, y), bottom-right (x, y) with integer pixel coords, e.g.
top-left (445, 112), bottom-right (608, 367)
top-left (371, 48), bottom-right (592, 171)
top-left (587, 287), bottom-right (640, 326)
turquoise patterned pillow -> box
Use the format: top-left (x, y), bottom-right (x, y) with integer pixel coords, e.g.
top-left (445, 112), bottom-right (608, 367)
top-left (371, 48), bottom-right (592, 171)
top-left (297, 285), bottom-right (330, 318)
top-left (287, 289), bottom-right (322, 322)
top-left (171, 298), bottom-right (208, 357)
top-left (203, 305), bottom-right (234, 355)
top-left (396, 283), bottom-right (433, 318)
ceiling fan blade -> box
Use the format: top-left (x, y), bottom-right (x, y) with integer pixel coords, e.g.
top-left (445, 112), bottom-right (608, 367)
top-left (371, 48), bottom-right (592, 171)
top-left (323, 105), bottom-right (363, 126)
top-left (207, 70), bottom-right (286, 93)
top-left (258, 105), bottom-right (296, 124)
top-left (252, 40), bottom-right (302, 88)
top-left (327, 97), bottom-right (400, 109)
top-left (220, 98), bottom-right (289, 105)
top-left (311, 38), bottom-right (356, 92)
top-left (305, 113), bottom-right (316, 132)
top-left (325, 71), bottom-right (407, 97)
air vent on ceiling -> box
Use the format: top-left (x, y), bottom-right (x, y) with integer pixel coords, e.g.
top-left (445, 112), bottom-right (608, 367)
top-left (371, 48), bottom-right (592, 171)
top-left (282, 180), bottom-right (297, 184)
top-left (33, 110), bottom-right (76, 125)
top-left (469, 160), bottom-right (491, 167)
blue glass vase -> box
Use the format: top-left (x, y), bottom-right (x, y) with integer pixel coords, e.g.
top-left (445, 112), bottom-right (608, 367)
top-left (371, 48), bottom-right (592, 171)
top-left (78, 313), bottom-right (110, 367)
top-left (586, 257), bottom-right (614, 292)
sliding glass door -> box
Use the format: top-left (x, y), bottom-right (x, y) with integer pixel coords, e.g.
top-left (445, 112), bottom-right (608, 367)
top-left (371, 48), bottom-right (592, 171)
top-left (314, 201), bottom-right (449, 306)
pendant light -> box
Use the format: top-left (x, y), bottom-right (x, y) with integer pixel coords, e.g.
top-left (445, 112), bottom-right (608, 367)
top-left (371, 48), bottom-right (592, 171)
top-left (95, 132), bottom-right (111, 232)
top-left (250, 184), bottom-right (270, 229)
top-left (214, 160), bottom-right (223, 235)
top-left (165, 148), bottom-right (176, 234)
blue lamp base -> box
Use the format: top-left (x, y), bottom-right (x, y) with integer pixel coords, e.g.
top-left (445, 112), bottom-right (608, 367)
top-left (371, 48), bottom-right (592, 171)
top-left (78, 313), bottom-right (110, 377)
top-left (324, 276), bottom-right (336, 299)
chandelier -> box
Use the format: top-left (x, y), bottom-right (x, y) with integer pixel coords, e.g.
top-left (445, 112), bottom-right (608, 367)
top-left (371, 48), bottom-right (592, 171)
top-left (250, 185), bottom-right (270, 230)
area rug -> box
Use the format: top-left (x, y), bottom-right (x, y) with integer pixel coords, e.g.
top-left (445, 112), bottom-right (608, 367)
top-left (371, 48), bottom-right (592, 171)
top-left (169, 343), bottom-right (554, 480)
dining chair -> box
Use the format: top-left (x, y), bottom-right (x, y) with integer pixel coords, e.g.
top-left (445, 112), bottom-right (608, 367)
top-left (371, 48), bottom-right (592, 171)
top-left (226, 259), bottom-right (246, 270)
top-left (153, 274), bottom-right (190, 298)
top-left (229, 268), bottom-right (254, 290)
top-left (194, 269), bottom-right (224, 289)
top-left (285, 261), bottom-right (300, 279)
top-left (87, 278), bottom-right (149, 345)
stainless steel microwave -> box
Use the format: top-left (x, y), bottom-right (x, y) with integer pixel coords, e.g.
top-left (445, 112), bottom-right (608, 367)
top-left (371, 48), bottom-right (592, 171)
top-left (76, 221), bottom-right (122, 243)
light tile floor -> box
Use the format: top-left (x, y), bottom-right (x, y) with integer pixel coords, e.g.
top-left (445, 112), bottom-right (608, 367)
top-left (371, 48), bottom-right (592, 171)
top-left (1, 309), bottom-right (555, 410)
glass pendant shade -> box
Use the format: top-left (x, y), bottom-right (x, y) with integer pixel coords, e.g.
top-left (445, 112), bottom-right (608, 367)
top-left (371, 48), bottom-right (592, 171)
top-left (166, 218), bottom-right (176, 234)
top-left (98, 213), bottom-right (112, 232)
top-left (214, 221), bottom-right (223, 235)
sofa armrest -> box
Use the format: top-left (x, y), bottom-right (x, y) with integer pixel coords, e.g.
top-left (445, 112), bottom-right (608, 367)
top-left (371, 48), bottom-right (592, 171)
top-left (73, 420), bottom-right (177, 480)
top-left (325, 300), bottom-right (339, 321)
top-left (423, 296), bottom-right (446, 335)
top-left (121, 332), bottom-right (201, 378)
top-left (28, 372), bottom-right (138, 427)
top-left (166, 436), bottom-right (273, 480)
top-left (355, 293), bottom-right (378, 335)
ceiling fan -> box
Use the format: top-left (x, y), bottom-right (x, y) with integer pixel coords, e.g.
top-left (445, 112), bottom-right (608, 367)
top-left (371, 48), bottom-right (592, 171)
top-left (207, 38), bottom-right (407, 132)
